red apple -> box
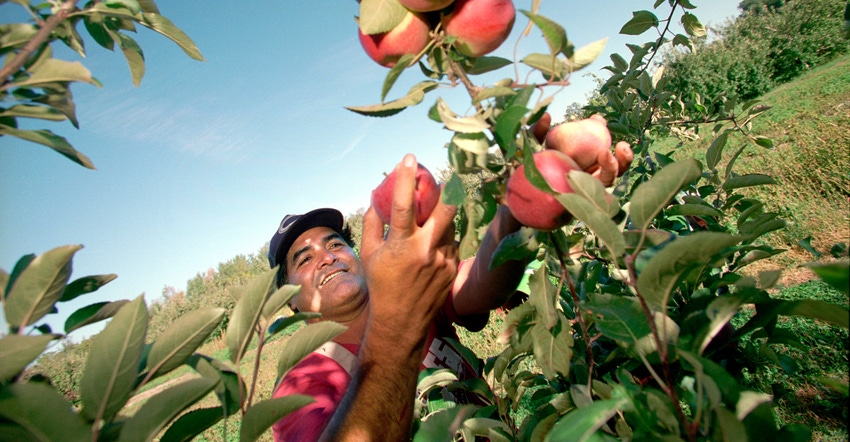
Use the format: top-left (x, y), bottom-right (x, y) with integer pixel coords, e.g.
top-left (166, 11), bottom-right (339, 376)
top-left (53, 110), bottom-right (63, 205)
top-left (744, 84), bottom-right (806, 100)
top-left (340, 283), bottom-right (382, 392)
top-left (358, 11), bottom-right (431, 68)
top-left (530, 111), bottom-right (551, 144)
top-left (505, 150), bottom-right (580, 231)
top-left (441, 0), bottom-right (516, 58)
top-left (371, 163), bottom-right (440, 226)
top-left (545, 117), bottom-right (612, 170)
top-left (399, 0), bottom-right (454, 12)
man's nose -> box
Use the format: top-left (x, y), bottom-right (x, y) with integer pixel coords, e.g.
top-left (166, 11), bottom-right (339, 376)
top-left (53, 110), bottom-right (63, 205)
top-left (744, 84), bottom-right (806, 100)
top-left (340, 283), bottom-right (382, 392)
top-left (318, 249), bottom-right (337, 267)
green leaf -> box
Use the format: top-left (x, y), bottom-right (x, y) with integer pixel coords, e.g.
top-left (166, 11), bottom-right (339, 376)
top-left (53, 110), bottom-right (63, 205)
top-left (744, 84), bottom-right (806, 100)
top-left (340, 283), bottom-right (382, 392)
top-left (569, 37), bottom-right (608, 72)
top-left (665, 203), bottom-right (723, 218)
top-left (521, 11), bottom-right (569, 56)
top-left (80, 295), bottom-right (148, 423)
top-left (160, 407), bottom-right (223, 442)
top-left (489, 227), bottom-right (540, 271)
top-left (0, 382), bottom-right (90, 441)
top-left (754, 136), bottom-right (774, 148)
top-left (436, 98), bottom-right (490, 133)
top-left (261, 284), bottom-right (301, 320)
top-left (619, 10), bottom-right (659, 35)
top-left (118, 378), bottom-right (219, 442)
top-left (531, 318), bottom-right (572, 379)
top-left (528, 265), bottom-right (558, 329)
top-left (545, 397), bottom-right (627, 442)
top-left (139, 13), bottom-right (204, 61)
top-left (34, 89), bottom-right (80, 128)
top-left (567, 170), bottom-right (619, 217)
top-left (473, 86), bottom-right (516, 104)
top-left (521, 53), bottom-right (568, 81)
top-left (467, 56), bottom-right (512, 75)
top-left (226, 268), bottom-right (276, 364)
top-left (805, 260), bottom-right (849, 295)
top-left (240, 395), bottom-right (315, 442)
top-left (346, 81), bottom-right (437, 117)
top-left (681, 12), bottom-right (706, 38)
top-left (0, 334), bottom-right (59, 381)
top-left (266, 312), bottom-right (320, 343)
top-left (781, 299), bottom-right (849, 328)
top-left (583, 293), bottom-right (651, 344)
top-left (442, 172), bottom-right (466, 206)
top-left (0, 126), bottom-right (95, 169)
top-left (277, 321), bottom-right (347, 379)
top-left (114, 32), bottom-right (146, 86)
top-left (358, 0), bottom-right (407, 35)
top-left (186, 355), bottom-right (245, 416)
top-left (630, 159), bottom-right (701, 231)
top-left (494, 105), bottom-right (528, 152)
top-left (14, 59), bottom-right (97, 87)
top-left (637, 232), bottom-right (742, 311)
top-left (4, 245), bottom-right (82, 329)
top-left (723, 174), bottom-right (776, 190)
top-left (556, 193), bottom-right (626, 258)
top-left (0, 104), bottom-right (67, 122)
top-left (60, 273), bottom-right (117, 302)
top-left (706, 131), bottom-right (729, 171)
top-left (414, 405), bottom-right (478, 442)
top-left (382, 54), bottom-right (414, 102)
top-left (147, 308), bottom-right (225, 378)
top-left (64, 300), bottom-right (129, 333)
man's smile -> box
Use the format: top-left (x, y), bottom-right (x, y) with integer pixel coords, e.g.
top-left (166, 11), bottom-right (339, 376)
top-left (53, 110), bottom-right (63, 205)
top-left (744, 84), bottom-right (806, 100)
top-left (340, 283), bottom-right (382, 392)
top-left (319, 269), bottom-right (347, 287)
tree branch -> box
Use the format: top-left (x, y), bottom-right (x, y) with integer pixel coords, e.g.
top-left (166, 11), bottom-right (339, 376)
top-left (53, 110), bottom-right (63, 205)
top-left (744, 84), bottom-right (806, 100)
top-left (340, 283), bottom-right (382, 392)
top-left (0, 0), bottom-right (79, 88)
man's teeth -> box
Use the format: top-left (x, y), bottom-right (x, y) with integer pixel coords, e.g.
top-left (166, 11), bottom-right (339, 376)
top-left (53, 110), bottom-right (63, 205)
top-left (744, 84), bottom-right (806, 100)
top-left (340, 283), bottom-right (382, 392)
top-left (321, 271), bottom-right (343, 286)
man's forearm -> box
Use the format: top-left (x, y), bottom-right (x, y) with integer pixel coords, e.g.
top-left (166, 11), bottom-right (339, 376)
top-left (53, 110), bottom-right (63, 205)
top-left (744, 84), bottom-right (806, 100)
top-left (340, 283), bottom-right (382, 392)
top-left (321, 322), bottom-right (425, 441)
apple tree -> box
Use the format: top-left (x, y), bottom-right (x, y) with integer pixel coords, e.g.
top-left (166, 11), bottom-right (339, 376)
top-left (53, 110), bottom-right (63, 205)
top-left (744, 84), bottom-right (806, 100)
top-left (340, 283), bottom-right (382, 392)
top-left (348, 0), bottom-right (850, 441)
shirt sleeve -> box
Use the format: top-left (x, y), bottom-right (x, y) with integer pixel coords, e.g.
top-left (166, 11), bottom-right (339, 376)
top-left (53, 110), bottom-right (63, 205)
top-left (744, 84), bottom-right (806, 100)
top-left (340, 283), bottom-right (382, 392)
top-left (272, 353), bottom-right (352, 442)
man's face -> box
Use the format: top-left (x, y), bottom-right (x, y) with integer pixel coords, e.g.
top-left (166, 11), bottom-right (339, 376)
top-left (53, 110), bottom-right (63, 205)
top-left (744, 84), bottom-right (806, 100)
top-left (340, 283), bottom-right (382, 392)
top-left (285, 226), bottom-right (368, 321)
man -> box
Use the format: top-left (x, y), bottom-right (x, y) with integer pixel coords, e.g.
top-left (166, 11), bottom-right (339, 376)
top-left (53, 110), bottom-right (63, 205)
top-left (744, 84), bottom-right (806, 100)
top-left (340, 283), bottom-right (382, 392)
top-left (269, 145), bottom-right (631, 440)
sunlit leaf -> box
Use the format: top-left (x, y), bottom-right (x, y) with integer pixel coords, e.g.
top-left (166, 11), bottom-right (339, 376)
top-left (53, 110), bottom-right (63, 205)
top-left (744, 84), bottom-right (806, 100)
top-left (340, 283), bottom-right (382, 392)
top-left (0, 383), bottom-right (90, 441)
top-left (261, 284), bottom-right (300, 320)
top-left (346, 81), bottom-right (437, 117)
top-left (545, 397), bottom-right (627, 441)
top-left (569, 37), bottom-right (608, 72)
top-left (139, 13), bottom-right (204, 61)
top-left (147, 308), bottom-right (225, 378)
top-left (473, 86), bottom-right (516, 104)
top-left (14, 59), bottom-right (96, 87)
top-left (0, 104), bottom-right (67, 122)
top-left (114, 32), bottom-right (145, 86)
top-left (358, 0), bottom-right (407, 35)
top-left (556, 193), bottom-right (626, 258)
top-left (65, 300), bottom-right (129, 333)
top-left (521, 11), bottom-right (569, 55)
top-left (630, 159), bottom-right (701, 231)
top-left (4, 245), bottom-right (82, 329)
top-left (226, 268), bottom-right (276, 364)
top-left (80, 295), bottom-right (148, 423)
top-left (240, 396), bottom-right (315, 442)
top-left (382, 54), bottom-right (414, 102)
top-left (119, 378), bottom-right (219, 442)
top-left (277, 321), bottom-right (347, 379)
top-left (681, 12), bottom-right (706, 38)
top-left (0, 334), bottom-right (59, 381)
top-left (637, 232), bottom-right (742, 311)
top-left (436, 98), bottom-right (490, 133)
top-left (521, 53), bottom-right (568, 81)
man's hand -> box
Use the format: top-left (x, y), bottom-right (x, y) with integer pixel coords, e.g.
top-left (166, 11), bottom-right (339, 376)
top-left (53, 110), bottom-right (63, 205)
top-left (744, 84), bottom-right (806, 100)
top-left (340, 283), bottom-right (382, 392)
top-left (323, 153), bottom-right (458, 441)
top-left (361, 154), bottom-right (458, 347)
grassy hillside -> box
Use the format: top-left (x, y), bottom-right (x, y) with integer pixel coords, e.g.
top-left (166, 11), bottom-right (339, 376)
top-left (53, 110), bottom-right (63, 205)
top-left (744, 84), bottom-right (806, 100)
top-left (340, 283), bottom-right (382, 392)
top-left (664, 54), bottom-right (850, 284)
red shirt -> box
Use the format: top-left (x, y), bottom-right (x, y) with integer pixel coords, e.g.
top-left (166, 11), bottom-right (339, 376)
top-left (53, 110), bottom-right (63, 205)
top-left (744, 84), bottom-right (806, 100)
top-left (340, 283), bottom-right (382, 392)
top-left (271, 296), bottom-right (487, 441)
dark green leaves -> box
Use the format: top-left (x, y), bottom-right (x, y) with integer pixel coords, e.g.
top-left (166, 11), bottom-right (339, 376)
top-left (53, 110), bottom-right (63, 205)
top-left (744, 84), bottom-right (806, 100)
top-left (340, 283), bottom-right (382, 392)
top-left (620, 11), bottom-right (659, 35)
top-left (0, 334), bottom-right (59, 381)
top-left (226, 268), bottom-right (276, 364)
top-left (277, 321), bottom-right (347, 379)
top-left (118, 378), bottom-right (219, 442)
top-left (146, 307), bottom-right (225, 379)
top-left (630, 159), bottom-right (702, 231)
top-left (240, 396), bottom-right (315, 442)
top-left (0, 382), bottom-right (90, 441)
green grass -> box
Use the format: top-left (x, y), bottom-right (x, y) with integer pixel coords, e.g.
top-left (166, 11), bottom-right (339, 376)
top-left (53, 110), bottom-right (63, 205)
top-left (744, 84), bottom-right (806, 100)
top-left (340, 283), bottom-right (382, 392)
top-left (663, 54), bottom-right (850, 274)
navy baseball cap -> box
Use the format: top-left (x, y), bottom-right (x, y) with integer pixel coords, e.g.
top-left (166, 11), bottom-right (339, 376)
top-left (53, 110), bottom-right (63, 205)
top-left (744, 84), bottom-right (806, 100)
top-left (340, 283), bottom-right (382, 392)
top-left (268, 208), bottom-right (344, 269)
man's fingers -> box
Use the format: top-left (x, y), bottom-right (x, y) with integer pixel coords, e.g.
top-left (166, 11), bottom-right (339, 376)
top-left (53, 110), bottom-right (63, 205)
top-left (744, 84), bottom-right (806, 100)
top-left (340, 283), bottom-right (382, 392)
top-left (614, 141), bottom-right (634, 177)
top-left (388, 154), bottom-right (418, 238)
top-left (361, 206), bottom-right (383, 261)
top-left (595, 148), bottom-right (618, 187)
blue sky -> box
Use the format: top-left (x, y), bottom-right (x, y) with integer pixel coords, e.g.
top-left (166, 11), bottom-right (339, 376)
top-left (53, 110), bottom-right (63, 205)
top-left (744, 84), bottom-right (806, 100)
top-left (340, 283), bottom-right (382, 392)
top-left (1, 1), bottom-right (741, 338)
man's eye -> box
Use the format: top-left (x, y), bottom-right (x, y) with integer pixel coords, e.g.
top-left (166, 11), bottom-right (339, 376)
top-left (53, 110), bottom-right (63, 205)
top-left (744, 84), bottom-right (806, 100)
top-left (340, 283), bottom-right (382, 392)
top-left (297, 256), bottom-right (311, 267)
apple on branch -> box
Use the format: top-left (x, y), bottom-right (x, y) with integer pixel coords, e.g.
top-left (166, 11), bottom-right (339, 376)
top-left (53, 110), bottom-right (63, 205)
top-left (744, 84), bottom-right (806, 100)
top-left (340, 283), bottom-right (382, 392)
top-left (442, 0), bottom-right (516, 58)
top-left (358, 10), bottom-right (431, 68)
top-left (505, 150), bottom-right (580, 231)
top-left (371, 162), bottom-right (441, 226)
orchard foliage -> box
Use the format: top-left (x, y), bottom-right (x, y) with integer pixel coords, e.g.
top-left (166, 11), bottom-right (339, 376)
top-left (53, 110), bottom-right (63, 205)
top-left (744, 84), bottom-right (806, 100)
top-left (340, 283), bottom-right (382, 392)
top-left (2, 1), bottom-right (849, 442)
